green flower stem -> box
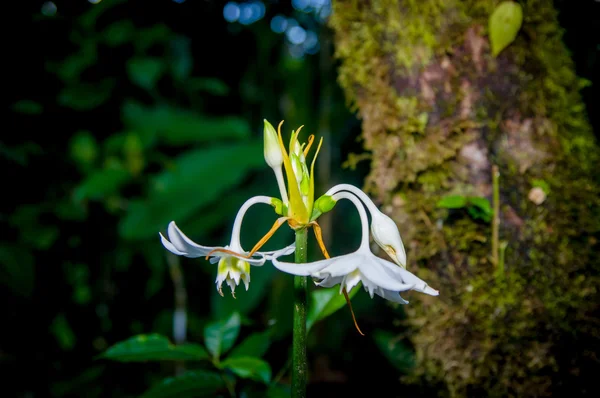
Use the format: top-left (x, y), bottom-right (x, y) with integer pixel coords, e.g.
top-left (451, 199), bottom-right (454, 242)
top-left (292, 227), bottom-right (308, 398)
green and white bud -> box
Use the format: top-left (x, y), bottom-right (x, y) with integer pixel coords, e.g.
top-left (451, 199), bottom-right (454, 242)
top-left (263, 119), bottom-right (283, 169)
top-left (310, 194), bottom-right (337, 221)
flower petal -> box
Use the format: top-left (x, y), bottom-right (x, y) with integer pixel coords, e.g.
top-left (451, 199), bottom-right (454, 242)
top-left (376, 258), bottom-right (439, 296)
top-left (271, 255), bottom-right (332, 276)
top-left (358, 258), bottom-right (415, 292)
top-left (375, 288), bottom-right (410, 304)
top-left (166, 222), bottom-right (216, 258)
top-left (318, 252), bottom-right (361, 278)
top-left (315, 275), bottom-right (344, 288)
top-left (263, 243), bottom-right (296, 258)
top-left (160, 232), bottom-right (187, 256)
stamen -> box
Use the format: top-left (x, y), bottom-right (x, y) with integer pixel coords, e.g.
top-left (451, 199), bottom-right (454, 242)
top-left (310, 137), bottom-right (324, 178)
top-left (248, 217), bottom-right (290, 256)
top-left (205, 247), bottom-right (251, 260)
top-left (303, 134), bottom-right (315, 157)
top-left (310, 221), bottom-right (330, 259)
top-left (310, 221), bottom-right (365, 336)
top-left (232, 291), bottom-right (236, 299)
top-left (343, 287), bottom-right (365, 336)
top-left (218, 287), bottom-right (224, 297)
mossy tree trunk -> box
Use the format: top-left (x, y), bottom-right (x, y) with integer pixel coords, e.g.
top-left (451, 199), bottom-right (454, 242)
top-left (330, 1), bottom-right (599, 396)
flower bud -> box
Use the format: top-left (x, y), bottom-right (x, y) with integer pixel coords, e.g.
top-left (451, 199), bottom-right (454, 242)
top-left (263, 119), bottom-right (283, 169)
top-left (370, 212), bottom-right (407, 268)
top-left (310, 194), bottom-right (336, 221)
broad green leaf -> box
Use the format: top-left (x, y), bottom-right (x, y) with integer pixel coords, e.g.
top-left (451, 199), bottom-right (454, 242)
top-left (489, 1), bottom-right (523, 57)
top-left (12, 100), bottom-right (43, 114)
top-left (74, 168), bottom-right (131, 201)
top-left (220, 356), bottom-right (271, 384)
top-left (204, 312), bottom-right (241, 359)
top-left (118, 142), bottom-right (263, 239)
top-left (121, 101), bottom-right (251, 145)
top-left (0, 245), bottom-right (34, 298)
top-left (127, 57), bottom-right (164, 90)
top-left (58, 80), bottom-right (115, 111)
top-left (140, 370), bottom-right (224, 398)
top-left (437, 195), bottom-right (467, 209)
top-left (307, 283), bottom-right (361, 332)
top-left (227, 332), bottom-right (270, 359)
top-left (373, 329), bottom-right (415, 373)
top-left (101, 334), bottom-right (209, 362)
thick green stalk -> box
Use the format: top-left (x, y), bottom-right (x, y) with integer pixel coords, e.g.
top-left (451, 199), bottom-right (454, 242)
top-left (292, 227), bottom-right (308, 398)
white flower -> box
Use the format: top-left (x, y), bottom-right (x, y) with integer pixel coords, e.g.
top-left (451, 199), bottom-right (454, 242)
top-left (326, 184), bottom-right (407, 268)
top-left (160, 195), bottom-right (295, 297)
top-left (271, 191), bottom-right (438, 304)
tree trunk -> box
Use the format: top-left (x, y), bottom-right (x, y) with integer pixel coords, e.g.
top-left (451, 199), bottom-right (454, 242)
top-left (329, 0), bottom-right (599, 396)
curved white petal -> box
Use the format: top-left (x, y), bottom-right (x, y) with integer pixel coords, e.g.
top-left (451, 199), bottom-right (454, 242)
top-left (160, 232), bottom-right (187, 256)
top-left (315, 275), bottom-right (344, 288)
top-left (166, 222), bottom-right (215, 257)
top-left (271, 256), bottom-right (332, 276)
top-left (263, 243), bottom-right (296, 258)
top-left (357, 257), bottom-right (414, 291)
top-left (375, 288), bottom-right (410, 304)
top-left (317, 253), bottom-right (361, 278)
top-left (376, 258), bottom-right (439, 296)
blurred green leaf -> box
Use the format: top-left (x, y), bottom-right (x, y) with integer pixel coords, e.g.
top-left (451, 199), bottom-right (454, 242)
top-left (50, 41), bottom-right (97, 82)
top-left (140, 370), bottom-right (224, 398)
top-left (103, 20), bottom-right (135, 47)
top-left (373, 329), bottom-right (415, 373)
top-left (12, 100), bottom-right (43, 114)
top-left (58, 80), bottom-right (115, 111)
top-left (204, 312), bottom-right (241, 360)
top-left (227, 331), bottom-right (270, 359)
top-left (127, 57), bottom-right (164, 90)
top-left (70, 130), bottom-right (98, 167)
top-left (80, 0), bottom-right (125, 29)
top-left (119, 142), bottom-right (263, 239)
top-left (307, 283), bottom-right (361, 331)
top-left (122, 101), bottom-right (251, 145)
top-left (0, 245), bottom-right (35, 298)
top-left (489, 1), bottom-right (523, 57)
top-left (136, 24), bottom-right (172, 52)
top-left (219, 356), bottom-right (271, 384)
top-left (74, 168), bottom-right (131, 201)
top-left (437, 195), bottom-right (467, 209)
top-left (187, 78), bottom-right (230, 96)
top-left (101, 334), bottom-right (209, 362)
top-left (467, 197), bottom-right (493, 222)
top-left (267, 384), bottom-right (291, 398)
top-left (532, 178), bottom-right (551, 194)
top-left (170, 36), bottom-right (193, 81)
top-left (51, 313), bottom-right (76, 351)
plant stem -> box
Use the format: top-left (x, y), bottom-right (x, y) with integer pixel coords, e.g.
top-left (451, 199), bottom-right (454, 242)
top-left (292, 227), bottom-right (308, 398)
top-left (492, 165), bottom-right (500, 268)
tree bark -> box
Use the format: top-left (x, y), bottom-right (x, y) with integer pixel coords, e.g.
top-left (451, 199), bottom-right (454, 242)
top-left (330, 0), bottom-right (600, 396)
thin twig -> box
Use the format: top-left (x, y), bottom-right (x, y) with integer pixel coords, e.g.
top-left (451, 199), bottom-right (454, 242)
top-left (492, 165), bottom-right (500, 268)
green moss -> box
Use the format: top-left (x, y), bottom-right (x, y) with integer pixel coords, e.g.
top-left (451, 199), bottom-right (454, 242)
top-left (330, 0), bottom-right (600, 396)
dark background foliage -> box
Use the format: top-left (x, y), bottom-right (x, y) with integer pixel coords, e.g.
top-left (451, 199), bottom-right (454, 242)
top-left (2, 0), bottom-right (598, 397)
